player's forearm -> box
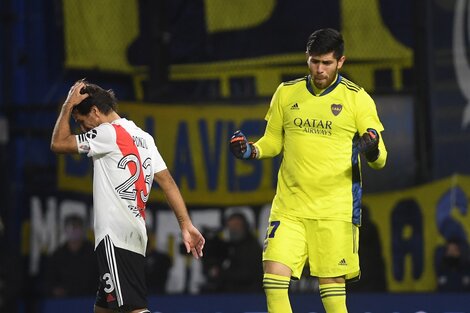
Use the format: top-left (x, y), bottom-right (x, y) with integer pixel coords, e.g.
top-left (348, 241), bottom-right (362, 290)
top-left (253, 128), bottom-right (283, 159)
top-left (368, 137), bottom-right (387, 169)
top-left (50, 105), bottom-right (75, 153)
top-left (51, 81), bottom-right (88, 153)
top-left (167, 191), bottom-right (192, 228)
top-left (155, 170), bottom-right (193, 228)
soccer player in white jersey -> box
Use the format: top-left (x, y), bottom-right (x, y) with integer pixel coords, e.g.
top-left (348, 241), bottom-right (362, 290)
top-left (51, 80), bottom-right (205, 313)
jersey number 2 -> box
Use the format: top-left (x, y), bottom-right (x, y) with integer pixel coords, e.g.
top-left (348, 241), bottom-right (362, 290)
top-left (115, 154), bottom-right (152, 203)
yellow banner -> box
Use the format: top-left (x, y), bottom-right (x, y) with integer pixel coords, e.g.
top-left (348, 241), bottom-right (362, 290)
top-left (57, 102), bottom-right (470, 291)
top-left (363, 174), bottom-right (470, 291)
top-left (58, 103), bottom-right (278, 205)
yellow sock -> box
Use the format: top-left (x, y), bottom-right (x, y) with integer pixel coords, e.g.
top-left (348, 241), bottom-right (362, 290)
top-left (263, 273), bottom-right (292, 313)
top-left (319, 283), bottom-right (347, 313)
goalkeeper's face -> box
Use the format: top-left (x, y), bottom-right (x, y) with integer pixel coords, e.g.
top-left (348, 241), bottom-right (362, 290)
top-left (306, 51), bottom-right (345, 89)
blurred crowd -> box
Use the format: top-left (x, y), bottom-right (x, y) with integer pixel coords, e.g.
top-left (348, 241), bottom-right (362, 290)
top-left (2, 208), bottom-right (470, 313)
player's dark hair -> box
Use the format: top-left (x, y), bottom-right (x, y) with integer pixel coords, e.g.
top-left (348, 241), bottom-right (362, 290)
top-left (73, 81), bottom-right (118, 115)
top-left (306, 28), bottom-right (344, 60)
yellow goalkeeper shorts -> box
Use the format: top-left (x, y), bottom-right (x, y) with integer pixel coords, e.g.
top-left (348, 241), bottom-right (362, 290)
top-left (262, 211), bottom-right (360, 281)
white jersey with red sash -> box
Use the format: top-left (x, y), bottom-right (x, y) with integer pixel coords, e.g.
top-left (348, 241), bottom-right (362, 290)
top-left (76, 118), bottom-right (166, 255)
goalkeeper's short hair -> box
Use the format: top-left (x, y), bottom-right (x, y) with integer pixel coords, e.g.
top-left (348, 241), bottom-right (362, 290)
top-left (306, 28), bottom-right (344, 60)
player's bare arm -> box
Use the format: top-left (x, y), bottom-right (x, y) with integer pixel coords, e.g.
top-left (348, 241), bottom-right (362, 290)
top-left (153, 169), bottom-right (205, 259)
top-left (51, 81), bottom-right (89, 154)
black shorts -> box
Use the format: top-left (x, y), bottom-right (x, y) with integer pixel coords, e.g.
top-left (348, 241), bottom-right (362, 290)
top-left (95, 235), bottom-right (147, 311)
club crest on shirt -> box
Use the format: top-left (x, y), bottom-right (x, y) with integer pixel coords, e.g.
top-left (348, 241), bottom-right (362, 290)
top-left (331, 104), bottom-right (342, 116)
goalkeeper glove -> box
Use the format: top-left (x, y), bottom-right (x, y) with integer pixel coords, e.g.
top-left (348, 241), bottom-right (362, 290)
top-left (229, 130), bottom-right (256, 159)
top-left (358, 128), bottom-right (380, 162)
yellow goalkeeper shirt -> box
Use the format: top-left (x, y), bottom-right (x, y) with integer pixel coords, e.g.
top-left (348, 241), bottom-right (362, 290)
top-left (254, 75), bottom-right (387, 225)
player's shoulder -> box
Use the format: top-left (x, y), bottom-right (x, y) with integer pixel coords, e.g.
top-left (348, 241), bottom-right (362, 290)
top-left (339, 77), bottom-right (363, 93)
top-left (119, 119), bottom-right (155, 141)
top-left (281, 76), bottom-right (308, 87)
top-left (276, 76), bottom-right (308, 98)
top-left (89, 122), bottom-right (116, 139)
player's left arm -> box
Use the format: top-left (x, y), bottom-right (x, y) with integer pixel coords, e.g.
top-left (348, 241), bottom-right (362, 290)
top-left (229, 84), bottom-right (284, 160)
top-left (253, 84), bottom-right (285, 158)
top-left (372, 131), bottom-right (387, 169)
top-left (358, 129), bottom-right (387, 169)
top-left (153, 169), bottom-right (205, 259)
top-left (50, 81), bottom-right (89, 154)
top-left (355, 91), bottom-right (387, 170)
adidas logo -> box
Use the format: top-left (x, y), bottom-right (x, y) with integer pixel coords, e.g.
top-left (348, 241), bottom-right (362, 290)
top-left (290, 103), bottom-right (299, 110)
top-left (338, 258), bottom-right (347, 266)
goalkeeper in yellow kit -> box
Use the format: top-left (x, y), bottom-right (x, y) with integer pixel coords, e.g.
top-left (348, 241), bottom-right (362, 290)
top-left (229, 28), bottom-right (387, 313)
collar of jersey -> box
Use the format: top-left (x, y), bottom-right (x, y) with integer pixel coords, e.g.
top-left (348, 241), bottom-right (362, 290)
top-left (111, 117), bottom-right (125, 124)
top-left (306, 74), bottom-right (343, 97)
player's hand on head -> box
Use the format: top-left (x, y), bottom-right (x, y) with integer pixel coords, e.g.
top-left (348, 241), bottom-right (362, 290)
top-left (229, 130), bottom-right (256, 159)
top-left (64, 78), bottom-right (89, 107)
top-left (358, 128), bottom-right (380, 162)
top-left (182, 224), bottom-right (205, 259)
